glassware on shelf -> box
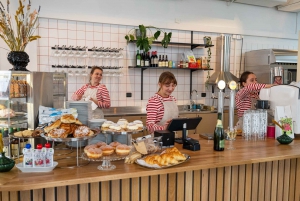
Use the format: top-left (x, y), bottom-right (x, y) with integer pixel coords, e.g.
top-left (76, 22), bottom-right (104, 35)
top-left (53, 45), bottom-right (60, 57)
top-left (60, 45), bottom-right (68, 57)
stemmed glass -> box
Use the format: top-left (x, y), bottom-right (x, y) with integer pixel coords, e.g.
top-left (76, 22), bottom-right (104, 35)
top-left (227, 127), bottom-right (237, 150)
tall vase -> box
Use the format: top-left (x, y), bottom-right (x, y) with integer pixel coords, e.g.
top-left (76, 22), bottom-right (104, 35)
top-left (7, 51), bottom-right (30, 71)
top-left (0, 152), bottom-right (15, 172)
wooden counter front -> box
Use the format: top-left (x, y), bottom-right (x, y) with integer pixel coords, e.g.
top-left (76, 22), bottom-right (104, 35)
top-left (1, 136), bottom-right (300, 201)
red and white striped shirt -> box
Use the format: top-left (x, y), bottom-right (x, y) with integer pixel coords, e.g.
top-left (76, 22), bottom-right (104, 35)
top-left (235, 83), bottom-right (266, 118)
top-left (146, 93), bottom-right (177, 134)
top-left (72, 84), bottom-right (111, 108)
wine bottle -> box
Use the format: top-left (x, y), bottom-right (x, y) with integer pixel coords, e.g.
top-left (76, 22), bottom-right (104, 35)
top-left (154, 52), bottom-right (158, 67)
top-left (158, 55), bottom-right (162, 67)
top-left (141, 52), bottom-right (145, 67)
top-left (162, 55), bottom-right (165, 67)
top-left (165, 55), bottom-right (168, 67)
top-left (136, 50), bottom-right (141, 67)
top-left (214, 113), bottom-right (225, 151)
top-left (145, 52), bottom-right (150, 67)
top-left (151, 52), bottom-right (155, 67)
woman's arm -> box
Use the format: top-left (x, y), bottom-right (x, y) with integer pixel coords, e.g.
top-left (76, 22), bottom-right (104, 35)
top-left (94, 85), bottom-right (111, 108)
top-left (71, 84), bottom-right (88, 101)
top-left (146, 97), bottom-right (165, 134)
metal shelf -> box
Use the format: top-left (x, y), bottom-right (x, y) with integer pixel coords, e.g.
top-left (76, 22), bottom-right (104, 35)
top-left (128, 67), bottom-right (213, 100)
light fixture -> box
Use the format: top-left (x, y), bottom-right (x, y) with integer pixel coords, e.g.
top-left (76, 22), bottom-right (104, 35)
top-left (228, 80), bottom-right (237, 90)
top-left (217, 80), bottom-right (226, 90)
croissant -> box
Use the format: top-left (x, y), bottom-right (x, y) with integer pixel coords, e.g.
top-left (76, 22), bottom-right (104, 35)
top-left (144, 155), bottom-right (160, 166)
top-left (160, 153), bottom-right (178, 165)
top-left (170, 152), bottom-right (186, 161)
top-left (165, 147), bottom-right (180, 154)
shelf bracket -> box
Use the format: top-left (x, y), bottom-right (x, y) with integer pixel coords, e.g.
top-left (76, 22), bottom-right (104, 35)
top-left (141, 68), bottom-right (147, 100)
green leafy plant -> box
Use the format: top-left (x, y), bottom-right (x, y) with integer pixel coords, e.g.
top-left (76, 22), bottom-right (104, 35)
top-left (125, 25), bottom-right (172, 53)
top-left (204, 36), bottom-right (212, 88)
top-left (0, 0), bottom-right (41, 51)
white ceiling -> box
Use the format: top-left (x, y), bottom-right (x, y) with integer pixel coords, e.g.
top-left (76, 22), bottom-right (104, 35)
top-left (221, 0), bottom-right (300, 12)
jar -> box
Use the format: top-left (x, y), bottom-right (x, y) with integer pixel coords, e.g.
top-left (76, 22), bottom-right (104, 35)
top-left (168, 60), bottom-right (173, 68)
top-left (196, 58), bottom-right (202, 69)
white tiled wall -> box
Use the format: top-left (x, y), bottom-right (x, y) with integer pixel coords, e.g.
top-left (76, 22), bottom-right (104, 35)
top-left (37, 18), bottom-right (298, 108)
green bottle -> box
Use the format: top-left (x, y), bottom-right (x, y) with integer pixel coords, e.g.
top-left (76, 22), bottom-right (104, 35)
top-left (214, 113), bottom-right (225, 151)
top-left (136, 50), bottom-right (141, 67)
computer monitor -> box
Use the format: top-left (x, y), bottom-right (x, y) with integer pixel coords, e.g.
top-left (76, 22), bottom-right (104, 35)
top-left (167, 117), bottom-right (202, 132)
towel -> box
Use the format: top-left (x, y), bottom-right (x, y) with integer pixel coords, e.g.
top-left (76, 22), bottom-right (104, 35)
top-left (83, 96), bottom-right (98, 110)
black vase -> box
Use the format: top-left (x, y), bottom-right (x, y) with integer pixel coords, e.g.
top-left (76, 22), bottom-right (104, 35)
top-left (7, 51), bottom-right (30, 71)
top-left (0, 152), bottom-right (15, 172)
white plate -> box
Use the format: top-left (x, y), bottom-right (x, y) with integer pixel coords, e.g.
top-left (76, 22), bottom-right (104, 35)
top-left (16, 161), bottom-right (58, 172)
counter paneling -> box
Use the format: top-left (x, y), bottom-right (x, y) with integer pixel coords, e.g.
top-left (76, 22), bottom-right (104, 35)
top-left (1, 136), bottom-right (300, 201)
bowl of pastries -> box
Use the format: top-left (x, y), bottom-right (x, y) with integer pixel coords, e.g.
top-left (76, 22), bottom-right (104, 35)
top-left (13, 129), bottom-right (43, 138)
top-left (83, 141), bottom-right (132, 160)
top-left (43, 114), bottom-right (95, 139)
top-left (101, 119), bottom-right (144, 133)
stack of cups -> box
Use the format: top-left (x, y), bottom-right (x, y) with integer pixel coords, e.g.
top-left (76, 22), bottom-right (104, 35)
top-left (242, 109), bottom-right (268, 140)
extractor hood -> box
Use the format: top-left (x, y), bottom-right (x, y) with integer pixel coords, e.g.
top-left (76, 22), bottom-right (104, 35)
top-left (207, 35), bottom-right (239, 85)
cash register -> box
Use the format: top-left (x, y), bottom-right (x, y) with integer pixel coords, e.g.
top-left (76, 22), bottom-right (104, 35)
top-left (154, 117), bottom-right (202, 151)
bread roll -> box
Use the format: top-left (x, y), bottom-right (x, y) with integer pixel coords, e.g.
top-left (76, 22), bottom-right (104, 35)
top-left (61, 114), bottom-right (76, 123)
top-left (44, 119), bottom-right (61, 133)
top-left (22, 130), bottom-right (33, 137)
top-left (60, 123), bottom-right (72, 135)
top-left (48, 128), bottom-right (68, 138)
top-left (14, 131), bottom-right (23, 137)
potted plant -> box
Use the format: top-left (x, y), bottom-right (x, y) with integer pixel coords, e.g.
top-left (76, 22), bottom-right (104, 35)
top-left (0, 0), bottom-right (41, 71)
top-left (125, 25), bottom-right (172, 53)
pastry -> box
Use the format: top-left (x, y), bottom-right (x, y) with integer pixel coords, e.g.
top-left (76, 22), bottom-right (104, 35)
top-left (0, 104), bottom-right (6, 110)
top-left (60, 123), bottom-right (72, 135)
top-left (86, 147), bottom-right (103, 159)
top-left (61, 114), bottom-right (76, 124)
top-left (117, 119), bottom-right (128, 125)
top-left (75, 118), bottom-right (83, 125)
top-left (48, 128), bottom-right (68, 138)
top-left (109, 123), bottom-right (121, 131)
top-left (127, 123), bottom-right (138, 131)
top-left (22, 130), bottom-right (33, 137)
top-left (44, 119), bottom-right (61, 133)
top-left (115, 144), bottom-right (131, 156)
top-left (160, 153), bottom-right (178, 165)
top-left (133, 120), bottom-right (143, 129)
top-left (84, 144), bottom-right (98, 154)
top-left (109, 141), bottom-right (121, 149)
top-left (96, 141), bottom-right (107, 147)
top-left (101, 121), bottom-right (113, 130)
top-left (88, 129), bottom-right (95, 136)
top-left (70, 123), bottom-right (79, 135)
top-left (0, 108), bottom-right (15, 118)
top-left (32, 129), bottom-right (43, 137)
top-left (73, 126), bottom-right (90, 137)
top-left (14, 131), bottom-right (23, 137)
top-left (100, 145), bottom-right (114, 156)
top-left (124, 152), bottom-right (142, 164)
top-left (144, 155), bottom-right (161, 166)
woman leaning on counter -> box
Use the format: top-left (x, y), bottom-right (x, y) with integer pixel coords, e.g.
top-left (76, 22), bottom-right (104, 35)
top-left (235, 71), bottom-right (275, 129)
top-left (146, 71), bottom-right (179, 134)
top-left (71, 66), bottom-right (111, 119)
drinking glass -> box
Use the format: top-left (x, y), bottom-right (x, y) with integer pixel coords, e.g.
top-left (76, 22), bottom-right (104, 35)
top-left (60, 45), bottom-right (68, 57)
top-left (53, 45), bottom-right (60, 57)
top-left (227, 127), bottom-right (237, 150)
top-left (251, 110), bottom-right (260, 141)
top-left (242, 110), bottom-right (251, 140)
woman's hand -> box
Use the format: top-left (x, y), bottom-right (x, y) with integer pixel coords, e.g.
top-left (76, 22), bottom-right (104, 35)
top-left (74, 94), bottom-right (82, 101)
top-left (164, 119), bottom-right (173, 129)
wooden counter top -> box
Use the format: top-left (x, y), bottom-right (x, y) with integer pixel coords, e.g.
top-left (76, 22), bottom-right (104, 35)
top-left (1, 135), bottom-right (300, 191)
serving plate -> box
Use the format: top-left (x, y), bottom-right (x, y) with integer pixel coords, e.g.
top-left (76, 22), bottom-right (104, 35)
top-left (16, 161), bottom-right (58, 172)
top-left (81, 152), bottom-right (128, 162)
top-left (135, 154), bottom-right (190, 169)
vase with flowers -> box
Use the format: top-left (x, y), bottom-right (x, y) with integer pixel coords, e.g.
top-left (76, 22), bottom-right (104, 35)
top-left (0, 0), bottom-right (40, 71)
top-left (273, 117), bottom-right (294, 144)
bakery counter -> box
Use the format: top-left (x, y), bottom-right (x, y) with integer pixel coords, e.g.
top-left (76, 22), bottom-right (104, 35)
top-left (1, 135), bottom-right (300, 201)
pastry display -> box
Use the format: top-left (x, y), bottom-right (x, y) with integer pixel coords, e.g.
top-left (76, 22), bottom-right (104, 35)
top-left (60, 114), bottom-right (76, 124)
top-left (115, 144), bottom-right (131, 156)
top-left (101, 120), bottom-right (143, 132)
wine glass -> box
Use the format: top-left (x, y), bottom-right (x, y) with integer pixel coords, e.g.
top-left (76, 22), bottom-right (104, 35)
top-left (227, 127), bottom-right (237, 150)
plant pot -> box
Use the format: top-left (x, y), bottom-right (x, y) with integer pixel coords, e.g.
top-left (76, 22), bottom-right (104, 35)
top-left (276, 132), bottom-right (294, 145)
top-left (0, 152), bottom-right (15, 172)
top-left (7, 51), bottom-right (30, 71)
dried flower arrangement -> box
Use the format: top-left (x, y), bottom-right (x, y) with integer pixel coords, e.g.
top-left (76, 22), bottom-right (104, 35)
top-left (0, 0), bottom-right (40, 51)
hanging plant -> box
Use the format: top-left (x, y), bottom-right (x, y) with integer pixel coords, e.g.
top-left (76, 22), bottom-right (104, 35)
top-left (204, 36), bottom-right (212, 88)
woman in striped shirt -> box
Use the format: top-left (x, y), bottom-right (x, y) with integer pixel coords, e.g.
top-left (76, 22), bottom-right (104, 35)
top-left (71, 66), bottom-right (110, 119)
top-left (235, 71), bottom-right (274, 129)
top-left (146, 72), bottom-right (178, 134)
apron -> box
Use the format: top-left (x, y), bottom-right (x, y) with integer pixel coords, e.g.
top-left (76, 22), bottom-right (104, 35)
top-left (157, 99), bottom-right (179, 126)
top-left (82, 85), bottom-right (104, 119)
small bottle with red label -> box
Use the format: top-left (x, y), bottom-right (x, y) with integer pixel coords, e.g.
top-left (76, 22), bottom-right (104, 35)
top-left (43, 143), bottom-right (54, 167)
top-left (33, 144), bottom-right (46, 167)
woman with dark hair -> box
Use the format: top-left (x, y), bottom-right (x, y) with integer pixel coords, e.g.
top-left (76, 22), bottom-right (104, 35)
top-left (235, 71), bottom-right (275, 128)
top-left (146, 71), bottom-right (178, 134)
top-left (71, 66), bottom-right (110, 119)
